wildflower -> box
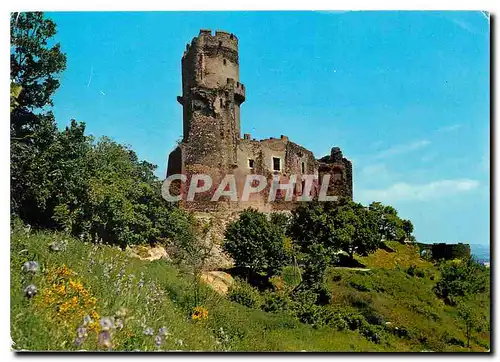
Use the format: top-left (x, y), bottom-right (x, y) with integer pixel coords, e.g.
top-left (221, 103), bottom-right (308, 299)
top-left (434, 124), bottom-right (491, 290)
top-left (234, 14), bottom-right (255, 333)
top-left (143, 327), bottom-right (154, 336)
top-left (83, 315), bottom-right (93, 326)
top-left (100, 317), bottom-right (114, 331)
top-left (176, 339), bottom-right (184, 346)
top-left (114, 319), bottom-right (124, 330)
top-left (73, 337), bottom-right (85, 347)
top-left (21, 261), bottom-right (39, 273)
top-left (24, 284), bottom-right (37, 298)
top-left (158, 326), bottom-right (169, 336)
top-left (191, 306), bottom-right (209, 321)
top-left (76, 326), bottom-right (88, 339)
top-left (49, 241), bottom-right (66, 252)
top-left (137, 278), bottom-right (144, 288)
top-left (155, 335), bottom-right (163, 347)
top-left (98, 330), bottom-right (112, 349)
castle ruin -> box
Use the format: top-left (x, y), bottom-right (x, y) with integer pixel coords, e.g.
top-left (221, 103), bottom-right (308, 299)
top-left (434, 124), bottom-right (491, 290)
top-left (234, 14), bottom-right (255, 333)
top-left (167, 29), bottom-right (353, 212)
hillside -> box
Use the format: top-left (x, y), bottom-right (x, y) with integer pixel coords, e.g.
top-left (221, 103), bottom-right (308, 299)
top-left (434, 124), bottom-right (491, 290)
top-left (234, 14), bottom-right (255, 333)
top-left (11, 224), bottom-right (490, 352)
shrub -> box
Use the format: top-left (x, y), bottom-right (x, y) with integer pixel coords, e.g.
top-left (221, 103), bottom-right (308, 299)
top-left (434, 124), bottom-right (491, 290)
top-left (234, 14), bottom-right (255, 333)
top-left (228, 280), bottom-right (262, 309)
top-left (262, 291), bottom-right (291, 313)
top-left (343, 313), bottom-right (368, 331)
top-left (360, 324), bottom-right (384, 344)
top-left (279, 266), bottom-right (302, 290)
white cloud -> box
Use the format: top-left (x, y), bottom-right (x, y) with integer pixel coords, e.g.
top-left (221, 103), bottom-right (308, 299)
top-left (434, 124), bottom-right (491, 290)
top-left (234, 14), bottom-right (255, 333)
top-left (375, 140), bottom-right (430, 159)
top-left (436, 123), bottom-right (462, 133)
top-left (357, 179), bottom-right (480, 204)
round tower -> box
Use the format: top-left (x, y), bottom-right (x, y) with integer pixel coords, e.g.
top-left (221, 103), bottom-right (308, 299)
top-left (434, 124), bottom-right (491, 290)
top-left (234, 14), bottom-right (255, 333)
top-left (177, 29), bottom-right (245, 171)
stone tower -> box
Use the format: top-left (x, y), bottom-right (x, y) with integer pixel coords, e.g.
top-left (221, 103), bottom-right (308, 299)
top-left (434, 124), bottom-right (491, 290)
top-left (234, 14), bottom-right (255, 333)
top-left (177, 29), bottom-right (245, 170)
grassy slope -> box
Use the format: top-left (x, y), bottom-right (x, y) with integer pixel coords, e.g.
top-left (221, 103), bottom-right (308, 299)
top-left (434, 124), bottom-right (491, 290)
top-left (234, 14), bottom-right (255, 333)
top-left (11, 227), bottom-right (489, 352)
top-left (326, 241), bottom-right (490, 352)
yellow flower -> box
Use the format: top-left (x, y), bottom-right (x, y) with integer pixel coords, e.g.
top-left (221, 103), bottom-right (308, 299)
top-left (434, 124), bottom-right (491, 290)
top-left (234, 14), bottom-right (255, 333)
top-left (191, 306), bottom-right (208, 321)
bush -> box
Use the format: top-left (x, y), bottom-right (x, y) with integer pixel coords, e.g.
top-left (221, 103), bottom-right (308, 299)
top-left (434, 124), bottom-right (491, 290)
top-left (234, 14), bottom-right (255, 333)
top-left (343, 313), bottom-right (368, 331)
top-left (228, 280), bottom-right (262, 309)
top-left (278, 266), bottom-right (302, 290)
top-left (360, 324), bottom-right (384, 344)
top-left (262, 291), bottom-right (292, 313)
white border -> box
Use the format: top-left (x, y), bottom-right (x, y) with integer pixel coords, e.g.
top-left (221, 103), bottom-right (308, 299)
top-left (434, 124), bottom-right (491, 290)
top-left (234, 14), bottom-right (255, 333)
top-left (2, 2), bottom-right (497, 362)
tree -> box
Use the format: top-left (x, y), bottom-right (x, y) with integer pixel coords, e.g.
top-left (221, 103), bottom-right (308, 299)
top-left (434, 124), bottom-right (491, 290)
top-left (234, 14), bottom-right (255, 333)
top-left (10, 12), bottom-right (66, 112)
top-left (368, 201), bottom-right (407, 241)
top-left (434, 256), bottom-right (488, 305)
top-left (333, 201), bottom-right (381, 261)
top-left (290, 200), bottom-right (381, 263)
top-left (223, 208), bottom-right (290, 276)
top-left (457, 298), bottom-right (488, 349)
top-left (401, 219), bottom-right (414, 240)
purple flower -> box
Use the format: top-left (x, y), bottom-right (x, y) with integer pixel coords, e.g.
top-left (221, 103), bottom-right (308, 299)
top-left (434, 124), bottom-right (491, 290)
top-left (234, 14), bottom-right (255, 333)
top-left (73, 337), bottom-right (85, 347)
top-left (98, 330), bottom-right (112, 349)
top-left (22, 261), bottom-right (39, 273)
top-left (100, 317), bottom-right (114, 331)
top-left (76, 326), bottom-right (88, 339)
top-left (24, 284), bottom-right (37, 298)
top-left (155, 335), bottom-right (163, 347)
top-left (143, 327), bottom-right (154, 336)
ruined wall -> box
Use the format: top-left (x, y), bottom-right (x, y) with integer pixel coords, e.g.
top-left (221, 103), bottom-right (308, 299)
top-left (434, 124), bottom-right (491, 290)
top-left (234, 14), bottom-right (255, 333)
top-left (317, 147), bottom-right (353, 199)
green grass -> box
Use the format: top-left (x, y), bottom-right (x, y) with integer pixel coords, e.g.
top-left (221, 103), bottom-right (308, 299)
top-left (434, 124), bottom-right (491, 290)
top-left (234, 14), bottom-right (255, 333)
top-left (11, 226), bottom-right (489, 352)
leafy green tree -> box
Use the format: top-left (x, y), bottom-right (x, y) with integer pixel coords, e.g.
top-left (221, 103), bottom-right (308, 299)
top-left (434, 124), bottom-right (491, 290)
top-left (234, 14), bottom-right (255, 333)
top-left (457, 298), bottom-right (488, 349)
top-left (290, 200), bottom-right (381, 263)
top-left (333, 201), bottom-right (381, 261)
top-left (401, 219), bottom-right (414, 240)
top-left (223, 208), bottom-right (290, 276)
top-left (434, 256), bottom-right (488, 305)
top-left (368, 201), bottom-right (407, 241)
top-left (10, 12), bottom-right (66, 112)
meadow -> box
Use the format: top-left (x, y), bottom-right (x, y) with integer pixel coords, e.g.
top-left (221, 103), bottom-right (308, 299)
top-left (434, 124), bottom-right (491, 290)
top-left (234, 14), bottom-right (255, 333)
top-left (11, 222), bottom-right (490, 352)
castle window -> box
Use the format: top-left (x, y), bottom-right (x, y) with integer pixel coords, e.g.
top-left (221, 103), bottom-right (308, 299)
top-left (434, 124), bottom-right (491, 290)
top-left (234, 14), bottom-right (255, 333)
top-left (220, 98), bottom-right (223, 108)
top-left (223, 59), bottom-right (227, 66)
top-left (218, 41), bottom-right (222, 47)
top-left (272, 157), bottom-right (281, 172)
top-left (301, 162), bottom-right (305, 173)
top-left (248, 159), bottom-right (254, 169)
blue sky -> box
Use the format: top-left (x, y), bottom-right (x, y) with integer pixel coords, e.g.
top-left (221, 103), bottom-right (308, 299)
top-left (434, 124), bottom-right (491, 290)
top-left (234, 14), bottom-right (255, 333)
top-left (48, 11), bottom-right (490, 246)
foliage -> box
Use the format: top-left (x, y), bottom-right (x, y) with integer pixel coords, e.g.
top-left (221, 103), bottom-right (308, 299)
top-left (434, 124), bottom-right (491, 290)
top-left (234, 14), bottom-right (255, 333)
top-left (456, 298), bottom-right (487, 349)
top-left (290, 200), bottom-right (382, 262)
top-left (223, 209), bottom-right (290, 276)
top-left (368, 202), bottom-right (408, 242)
top-left (10, 81), bottom-right (22, 112)
top-left (228, 279), bottom-right (262, 309)
top-left (434, 256), bottom-right (488, 305)
top-left (10, 12), bottom-right (67, 111)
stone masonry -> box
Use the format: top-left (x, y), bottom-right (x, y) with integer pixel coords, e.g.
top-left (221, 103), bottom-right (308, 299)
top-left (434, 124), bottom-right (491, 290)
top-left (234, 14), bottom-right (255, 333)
top-left (167, 29), bottom-right (353, 212)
